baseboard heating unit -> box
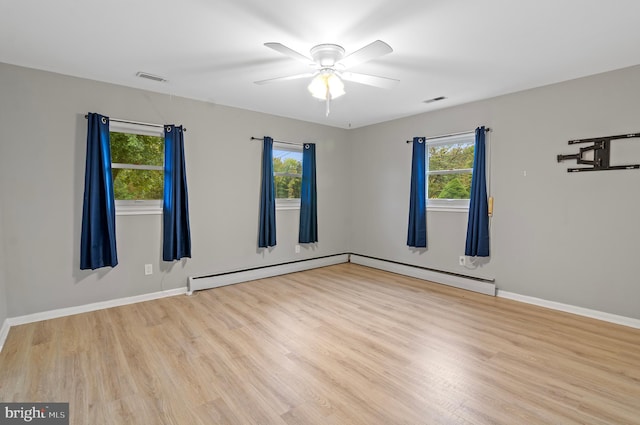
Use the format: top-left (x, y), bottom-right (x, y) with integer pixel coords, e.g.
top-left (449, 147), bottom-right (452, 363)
top-left (187, 253), bottom-right (495, 297)
top-left (187, 254), bottom-right (350, 294)
top-left (349, 254), bottom-right (496, 296)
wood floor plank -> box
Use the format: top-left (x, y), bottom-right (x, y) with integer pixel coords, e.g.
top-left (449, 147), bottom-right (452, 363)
top-left (1, 263), bottom-right (639, 424)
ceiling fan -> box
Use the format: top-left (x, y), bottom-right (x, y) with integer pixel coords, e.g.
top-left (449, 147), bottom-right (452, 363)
top-left (255, 40), bottom-right (399, 116)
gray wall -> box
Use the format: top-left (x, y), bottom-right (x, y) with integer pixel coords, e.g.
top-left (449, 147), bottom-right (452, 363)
top-left (0, 63), bottom-right (351, 317)
top-left (0, 205), bottom-right (7, 326)
top-left (350, 65), bottom-right (640, 319)
top-left (1, 61), bottom-right (639, 321)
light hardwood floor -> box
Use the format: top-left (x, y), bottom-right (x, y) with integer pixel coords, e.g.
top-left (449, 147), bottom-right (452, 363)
top-left (1, 263), bottom-right (639, 424)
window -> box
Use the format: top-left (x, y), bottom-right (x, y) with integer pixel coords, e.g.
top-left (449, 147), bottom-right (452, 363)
top-left (109, 121), bottom-right (164, 215)
top-left (273, 142), bottom-right (302, 209)
top-left (426, 132), bottom-right (475, 210)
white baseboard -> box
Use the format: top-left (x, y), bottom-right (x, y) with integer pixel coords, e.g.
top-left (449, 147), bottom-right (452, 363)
top-left (6, 287), bottom-right (187, 329)
top-left (188, 254), bottom-right (350, 294)
top-left (350, 254), bottom-right (496, 296)
top-left (497, 290), bottom-right (640, 329)
top-left (0, 318), bottom-right (10, 353)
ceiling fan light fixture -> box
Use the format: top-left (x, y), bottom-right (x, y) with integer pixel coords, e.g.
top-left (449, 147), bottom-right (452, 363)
top-left (307, 71), bottom-right (345, 100)
top-left (260, 40), bottom-right (396, 117)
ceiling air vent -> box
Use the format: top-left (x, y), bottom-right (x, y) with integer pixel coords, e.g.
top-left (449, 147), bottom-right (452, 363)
top-left (423, 96), bottom-right (446, 104)
top-left (136, 72), bottom-right (167, 82)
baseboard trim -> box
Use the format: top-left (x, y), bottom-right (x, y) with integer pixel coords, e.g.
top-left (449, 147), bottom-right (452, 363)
top-left (188, 254), bottom-right (350, 294)
top-left (497, 290), bottom-right (640, 329)
top-left (0, 318), bottom-right (10, 353)
top-left (350, 254), bottom-right (496, 296)
top-left (7, 287), bottom-right (187, 329)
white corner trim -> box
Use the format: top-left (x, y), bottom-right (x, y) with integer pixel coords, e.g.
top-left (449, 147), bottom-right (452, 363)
top-left (0, 318), bottom-right (10, 353)
top-left (6, 287), bottom-right (187, 329)
top-left (189, 254), bottom-right (350, 293)
top-left (350, 255), bottom-right (496, 296)
top-left (497, 290), bottom-right (640, 329)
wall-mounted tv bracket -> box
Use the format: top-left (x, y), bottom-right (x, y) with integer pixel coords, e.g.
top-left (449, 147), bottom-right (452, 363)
top-left (557, 132), bottom-right (640, 172)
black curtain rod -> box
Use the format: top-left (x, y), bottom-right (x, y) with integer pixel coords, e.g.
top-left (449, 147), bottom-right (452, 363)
top-left (406, 127), bottom-right (490, 143)
top-left (83, 115), bottom-right (187, 132)
top-left (251, 136), bottom-right (302, 147)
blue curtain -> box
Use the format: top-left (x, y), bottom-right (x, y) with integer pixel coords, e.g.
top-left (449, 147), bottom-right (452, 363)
top-left (299, 143), bottom-right (318, 243)
top-left (163, 125), bottom-right (191, 261)
top-left (465, 126), bottom-right (490, 257)
top-left (258, 136), bottom-right (276, 247)
top-left (80, 113), bottom-right (118, 270)
top-left (407, 137), bottom-right (427, 247)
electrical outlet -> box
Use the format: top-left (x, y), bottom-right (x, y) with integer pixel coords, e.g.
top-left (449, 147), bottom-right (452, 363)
top-left (295, 244), bottom-right (301, 254)
top-left (459, 256), bottom-right (466, 266)
top-left (144, 264), bottom-right (153, 275)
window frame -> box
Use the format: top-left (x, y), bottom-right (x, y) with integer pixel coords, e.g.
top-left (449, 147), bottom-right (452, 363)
top-left (273, 142), bottom-right (303, 210)
top-left (109, 121), bottom-right (164, 216)
top-left (425, 132), bottom-right (475, 212)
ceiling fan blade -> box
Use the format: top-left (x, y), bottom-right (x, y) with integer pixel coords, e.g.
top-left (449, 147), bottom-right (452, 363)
top-left (264, 42), bottom-right (314, 66)
top-left (338, 40), bottom-right (393, 69)
top-left (254, 72), bottom-right (317, 85)
top-left (340, 72), bottom-right (399, 89)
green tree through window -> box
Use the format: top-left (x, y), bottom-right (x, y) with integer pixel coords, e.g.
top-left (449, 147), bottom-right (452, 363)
top-left (438, 177), bottom-right (469, 199)
top-left (273, 147), bottom-right (302, 200)
top-left (427, 141), bottom-right (474, 200)
top-left (110, 132), bottom-right (164, 200)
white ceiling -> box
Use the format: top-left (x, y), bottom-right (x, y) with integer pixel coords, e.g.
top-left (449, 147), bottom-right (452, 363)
top-left (2, 0), bottom-right (639, 129)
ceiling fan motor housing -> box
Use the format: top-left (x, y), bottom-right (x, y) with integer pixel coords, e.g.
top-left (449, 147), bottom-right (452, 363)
top-left (310, 44), bottom-right (345, 67)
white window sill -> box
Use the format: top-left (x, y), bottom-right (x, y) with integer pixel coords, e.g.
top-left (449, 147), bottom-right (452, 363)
top-left (427, 199), bottom-right (470, 213)
top-left (276, 200), bottom-right (301, 210)
top-left (427, 206), bottom-right (469, 213)
top-left (115, 201), bottom-right (162, 216)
